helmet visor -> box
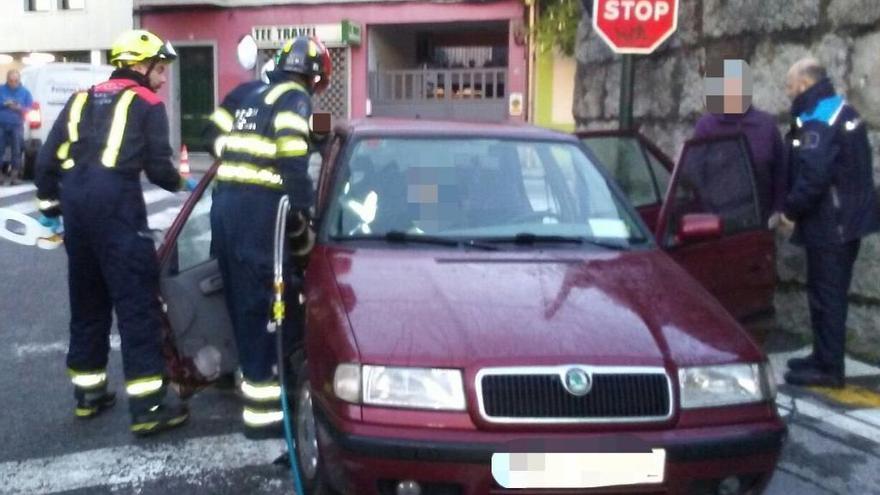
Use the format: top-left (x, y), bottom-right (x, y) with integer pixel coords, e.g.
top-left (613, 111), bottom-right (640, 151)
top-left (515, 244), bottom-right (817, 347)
top-left (156, 40), bottom-right (178, 62)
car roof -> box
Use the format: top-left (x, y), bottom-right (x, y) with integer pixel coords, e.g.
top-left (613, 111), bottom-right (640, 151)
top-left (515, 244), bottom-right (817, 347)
top-left (337, 118), bottom-right (578, 142)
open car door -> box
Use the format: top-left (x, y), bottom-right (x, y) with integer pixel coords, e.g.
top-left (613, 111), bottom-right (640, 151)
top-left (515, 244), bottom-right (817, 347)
top-left (156, 163), bottom-right (237, 396)
top-left (655, 134), bottom-right (776, 326)
top-left (577, 130), bottom-right (673, 232)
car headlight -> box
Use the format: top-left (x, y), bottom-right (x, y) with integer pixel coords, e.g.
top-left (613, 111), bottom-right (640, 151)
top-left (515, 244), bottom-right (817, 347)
top-left (361, 365), bottom-right (466, 410)
top-left (679, 363), bottom-right (774, 409)
top-left (333, 363), bottom-right (361, 403)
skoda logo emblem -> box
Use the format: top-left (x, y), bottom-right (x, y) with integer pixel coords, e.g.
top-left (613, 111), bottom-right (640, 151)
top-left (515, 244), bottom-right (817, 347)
top-left (563, 368), bottom-right (592, 397)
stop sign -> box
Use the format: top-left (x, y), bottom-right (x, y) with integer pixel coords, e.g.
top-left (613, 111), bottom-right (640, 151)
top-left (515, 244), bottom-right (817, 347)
top-left (593, 0), bottom-right (679, 54)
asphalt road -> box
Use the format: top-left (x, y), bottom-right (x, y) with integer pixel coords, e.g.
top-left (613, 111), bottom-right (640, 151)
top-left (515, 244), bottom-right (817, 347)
top-left (0, 177), bottom-right (878, 494)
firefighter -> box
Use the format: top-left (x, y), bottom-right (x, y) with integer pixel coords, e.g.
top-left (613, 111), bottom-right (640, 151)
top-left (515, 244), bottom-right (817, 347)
top-left (207, 35), bottom-right (331, 438)
top-left (34, 29), bottom-right (196, 435)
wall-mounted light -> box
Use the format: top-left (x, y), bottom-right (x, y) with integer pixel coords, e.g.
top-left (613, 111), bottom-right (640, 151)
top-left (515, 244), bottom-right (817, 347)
top-left (22, 52), bottom-right (55, 65)
top-left (0, 54), bottom-right (13, 65)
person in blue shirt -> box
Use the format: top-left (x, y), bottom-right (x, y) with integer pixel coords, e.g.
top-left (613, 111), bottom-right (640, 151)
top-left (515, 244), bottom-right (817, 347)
top-left (0, 69), bottom-right (33, 185)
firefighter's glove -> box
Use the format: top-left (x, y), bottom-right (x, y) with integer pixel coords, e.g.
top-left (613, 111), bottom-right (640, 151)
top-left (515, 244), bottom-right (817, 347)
top-left (38, 214), bottom-right (63, 234)
top-left (184, 177), bottom-right (199, 192)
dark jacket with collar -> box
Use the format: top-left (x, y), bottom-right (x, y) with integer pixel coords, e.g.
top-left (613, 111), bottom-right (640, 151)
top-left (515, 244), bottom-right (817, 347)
top-left (783, 78), bottom-right (879, 247)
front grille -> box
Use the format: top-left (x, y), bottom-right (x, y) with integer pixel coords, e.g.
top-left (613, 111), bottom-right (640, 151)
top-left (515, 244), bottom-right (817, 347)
top-left (478, 368), bottom-right (671, 423)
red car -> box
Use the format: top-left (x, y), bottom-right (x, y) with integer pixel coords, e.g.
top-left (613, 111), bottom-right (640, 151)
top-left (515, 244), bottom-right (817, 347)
top-left (159, 119), bottom-right (784, 494)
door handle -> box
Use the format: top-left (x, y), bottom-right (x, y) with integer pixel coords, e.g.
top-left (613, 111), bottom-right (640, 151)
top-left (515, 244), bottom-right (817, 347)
top-left (199, 274), bottom-right (224, 295)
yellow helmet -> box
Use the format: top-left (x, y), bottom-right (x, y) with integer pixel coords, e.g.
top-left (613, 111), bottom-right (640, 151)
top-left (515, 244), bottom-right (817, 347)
top-left (110, 29), bottom-right (177, 68)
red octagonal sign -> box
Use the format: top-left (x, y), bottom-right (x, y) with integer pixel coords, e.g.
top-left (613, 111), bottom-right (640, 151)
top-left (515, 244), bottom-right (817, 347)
top-left (593, 0), bottom-right (680, 54)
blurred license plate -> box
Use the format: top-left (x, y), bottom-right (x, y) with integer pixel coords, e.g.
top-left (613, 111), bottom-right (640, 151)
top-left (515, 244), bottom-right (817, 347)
top-left (491, 449), bottom-right (665, 489)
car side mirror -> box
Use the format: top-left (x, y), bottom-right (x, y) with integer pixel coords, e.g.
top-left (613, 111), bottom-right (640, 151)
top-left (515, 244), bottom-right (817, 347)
top-left (677, 213), bottom-right (722, 244)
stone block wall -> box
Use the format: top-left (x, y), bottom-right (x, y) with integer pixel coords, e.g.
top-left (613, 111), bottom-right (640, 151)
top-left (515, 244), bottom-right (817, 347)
top-left (573, 1), bottom-right (880, 361)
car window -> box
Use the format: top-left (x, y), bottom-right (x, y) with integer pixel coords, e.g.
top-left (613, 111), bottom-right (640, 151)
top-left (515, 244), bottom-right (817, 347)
top-left (581, 136), bottom-right (660, 208)
top-left (176, 180), bottom-right (215, 271)
top-left (326, 137), bottom-right (648, 245)
top-left (663, 137), bottom-right (760, 244)
top-left (645, 145), bottom-right (671, 196)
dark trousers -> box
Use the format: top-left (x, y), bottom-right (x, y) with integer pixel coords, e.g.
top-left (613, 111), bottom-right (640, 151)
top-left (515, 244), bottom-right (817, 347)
top-left (210, 184), bottom-right (303, 384)
top-left (805, 239), bottom-right (861, 375)
top-left (0, 123), bottom-right (22, 169)
top-left (62, 166), bottom-right (166, 413)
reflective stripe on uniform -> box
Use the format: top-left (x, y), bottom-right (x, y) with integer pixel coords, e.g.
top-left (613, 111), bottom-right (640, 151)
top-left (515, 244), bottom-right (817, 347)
top-left (273, 111), bottom-right (310, 136)
top-left (68, 369), bottom-right (107, 389)
top-left (125, 375), bottom-right (164, 397)
top-left (276, 136), bottom-right (308, 157)
top-left (265, 81), bottom-right (307, 105)
top-left (223, 134), bottom-right (277, 158)
top-left (61, 159), bottom-right (75, 170)
top-left (56, 142), bottom-right (70, 161)
top-left (217, 162), bottom-right (283, 189)
top-left (38, 199), bottom-right (60, 211)
top-left (241, 380), bottom-right (282, 402)
top-left (67, 92), bottom-right (89, 143)
top-left (242, 407), bottom-right (284, 426)
top-left (101, 90), bottom-right (138, 168)
top-left (213, 135), bottom-right (227, 157)
top-left (209, 107), bottom-right (234, 133)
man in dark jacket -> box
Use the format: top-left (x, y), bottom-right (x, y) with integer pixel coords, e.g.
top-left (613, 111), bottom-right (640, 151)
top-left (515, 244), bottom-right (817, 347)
top-left (35, 29), bottom-right (197, 434)
top-left (693, 59), bottom-right (786, 222)
top-left (780, 58), bottom-right (880, 388)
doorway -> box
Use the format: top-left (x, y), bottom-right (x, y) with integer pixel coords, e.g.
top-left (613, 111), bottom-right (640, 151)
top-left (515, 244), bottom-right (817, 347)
top-left (177, 46), bottom-right (215, 152)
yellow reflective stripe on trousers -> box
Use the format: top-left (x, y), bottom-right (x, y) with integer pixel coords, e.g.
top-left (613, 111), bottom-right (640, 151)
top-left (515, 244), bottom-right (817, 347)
top-left (273, 111), bottom-right (310, 136)
top-left (264, 81), bottom-right (307, 105)
top-left (56, 142), bottom-right (70, 161)
top-left (209, 107), bottom-right (234, 133)
top-left (276, 136), bottom-right (308, 157)
top-left (126, 375), bottom-right (164, 397)
top-left (241, 380), bottom-right (282, 401)
top-left (223, 134), bottom-right (277, 158)
top-left (68, 369), bottom-right (107, 389)
top-left (242, 407), bottom-right (284, 426)
top-left (217, 162), bottom-right (283, 189)
top-left (101, 90), bottom-right (137, 168)
top-left (67, 92), bottom-right (89, 143)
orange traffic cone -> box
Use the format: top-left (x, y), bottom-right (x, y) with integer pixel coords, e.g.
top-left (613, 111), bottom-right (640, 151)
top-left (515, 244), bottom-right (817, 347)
top-left (179, 144), bottom-right (190, 177)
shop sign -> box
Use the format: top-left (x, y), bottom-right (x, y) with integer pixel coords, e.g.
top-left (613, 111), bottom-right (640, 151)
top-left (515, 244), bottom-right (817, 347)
top-left (252, 20), bottom-right (361, 48)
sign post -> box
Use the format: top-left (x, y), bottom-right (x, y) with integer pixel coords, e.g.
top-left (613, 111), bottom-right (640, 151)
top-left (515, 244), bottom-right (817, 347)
top-left (591, 0), bottom-right (679, 129)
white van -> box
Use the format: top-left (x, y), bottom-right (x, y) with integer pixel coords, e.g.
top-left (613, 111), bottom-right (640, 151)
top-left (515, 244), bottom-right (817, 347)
top-left (18, 62), bottom-right (114, 178)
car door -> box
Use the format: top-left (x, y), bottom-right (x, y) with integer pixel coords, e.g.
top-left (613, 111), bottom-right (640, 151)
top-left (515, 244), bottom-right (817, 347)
top-left (655, 134), bottom-right (776, 324)
top-left (156, 163), bottom-right (238, 393)
top-left (577, 130), bottom-right (673, 231)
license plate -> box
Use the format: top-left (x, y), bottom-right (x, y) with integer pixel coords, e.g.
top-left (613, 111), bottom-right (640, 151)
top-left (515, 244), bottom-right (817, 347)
top-left (491, 449), bottom-right (666, 489)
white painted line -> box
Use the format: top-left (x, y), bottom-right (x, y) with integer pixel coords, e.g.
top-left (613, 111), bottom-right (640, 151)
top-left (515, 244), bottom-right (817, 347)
top-left (142, 187), bottom-right (177, 204)
top-left (0, 183), bottom-right (36, 199)
top-left (778, 392), bottom-right (880, 442)
top-left (846, 409), bottom-right (880, 429)
top-left (148, 205), bottom-right (183, 231)
top-left (15, 336), bottom-right (120, 358)
top-left (0, 187), bottom-right (179, 218)
top-left (0, 434), bottom-right (286, 495)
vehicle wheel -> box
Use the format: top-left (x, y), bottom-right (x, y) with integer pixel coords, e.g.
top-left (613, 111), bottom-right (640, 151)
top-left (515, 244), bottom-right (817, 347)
top-left (291, 351), bottom-right (336, 495)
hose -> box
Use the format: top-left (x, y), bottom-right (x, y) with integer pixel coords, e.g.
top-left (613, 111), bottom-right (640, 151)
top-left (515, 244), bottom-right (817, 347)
top-left (270, 194), bottom-right (306, 495)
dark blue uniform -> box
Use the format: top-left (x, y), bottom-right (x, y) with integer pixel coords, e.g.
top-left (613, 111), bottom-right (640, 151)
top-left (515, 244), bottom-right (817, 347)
top-left (206, 78), bottom-right (313, 437)
top-left (784, 78), bottom-right (880, 377)
top-left (35, 70), bottom-right (187, 416)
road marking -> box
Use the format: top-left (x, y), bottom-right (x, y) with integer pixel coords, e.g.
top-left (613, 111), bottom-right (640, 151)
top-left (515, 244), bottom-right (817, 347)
top-left (0, 433), bottom-right (286, 494)
top-left (148, 205), bottom-right (183, 231)
top-left (0, 183), bottom-right (36, 199)
top-left (809, 384), bottom-right (880, 409)
top-left (778, 392), bottom-right (880, 443)
top-left (15, 335), bottom-right (121, 358)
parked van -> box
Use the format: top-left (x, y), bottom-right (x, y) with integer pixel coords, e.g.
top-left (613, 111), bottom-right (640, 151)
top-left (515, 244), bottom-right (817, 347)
top-left (18, 62), bottom-right (114, 178)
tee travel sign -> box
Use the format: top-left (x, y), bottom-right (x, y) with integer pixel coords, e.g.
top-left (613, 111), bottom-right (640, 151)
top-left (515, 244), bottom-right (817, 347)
top-left (593, 0), bottom-right (680, 54)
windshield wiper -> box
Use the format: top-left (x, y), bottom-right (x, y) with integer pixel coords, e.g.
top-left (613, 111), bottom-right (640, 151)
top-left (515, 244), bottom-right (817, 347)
top-left (484, 233), bottom-right (629, 250)
top-left (331, 231), bottom-right (499, 251)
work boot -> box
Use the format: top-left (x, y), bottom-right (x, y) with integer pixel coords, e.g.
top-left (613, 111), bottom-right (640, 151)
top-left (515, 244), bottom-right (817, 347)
top-left (784, 368), bottom-right (845, 389)
top-left (130, 402), bottom-right (190, 437)
top-left (787, 354), bottom-right (822, 371)
top-left (75, 389), bottom-right (117, 419)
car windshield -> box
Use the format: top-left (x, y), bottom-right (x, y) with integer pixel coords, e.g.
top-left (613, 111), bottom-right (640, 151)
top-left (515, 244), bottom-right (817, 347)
top-left (326, 137), bottom-right (650, 248)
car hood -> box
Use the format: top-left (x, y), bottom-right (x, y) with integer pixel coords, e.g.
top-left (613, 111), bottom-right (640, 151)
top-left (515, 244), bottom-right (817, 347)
top-left (326, 246), bottom-right (764, 369)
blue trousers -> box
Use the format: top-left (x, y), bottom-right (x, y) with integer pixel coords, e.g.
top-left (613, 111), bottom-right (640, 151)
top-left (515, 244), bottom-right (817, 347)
top-left (62, 165), bottom-right (166, 412)
top-left (805, 240), bottom-right (861, 375)
top-left (0, 122), bottom-right (22, 169)
top-left (210, 184), bottom-right (303, 384)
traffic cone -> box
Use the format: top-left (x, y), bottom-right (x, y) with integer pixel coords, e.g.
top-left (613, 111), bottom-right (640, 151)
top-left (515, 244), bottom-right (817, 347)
top-left (179, 144), bottom-right (190, 177)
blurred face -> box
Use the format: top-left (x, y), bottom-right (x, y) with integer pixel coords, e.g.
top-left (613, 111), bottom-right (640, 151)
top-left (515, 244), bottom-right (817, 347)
top-left (784, 71), bottom-right (807, 100)
top-left (130, 61), bottom-right (168, 91)
top-left (703, 59), bottom-right (752, 114)
top-left (6, 71), bottom-right (20, 89)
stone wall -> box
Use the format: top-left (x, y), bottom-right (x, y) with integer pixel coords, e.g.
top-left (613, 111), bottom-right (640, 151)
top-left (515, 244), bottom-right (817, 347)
top-left (573, 1), bottom-right (880, 361)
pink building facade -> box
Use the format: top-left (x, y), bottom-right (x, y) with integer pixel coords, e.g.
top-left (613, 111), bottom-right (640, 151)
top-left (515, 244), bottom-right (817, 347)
top-left (137, 0), bottom-right (528, 151)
